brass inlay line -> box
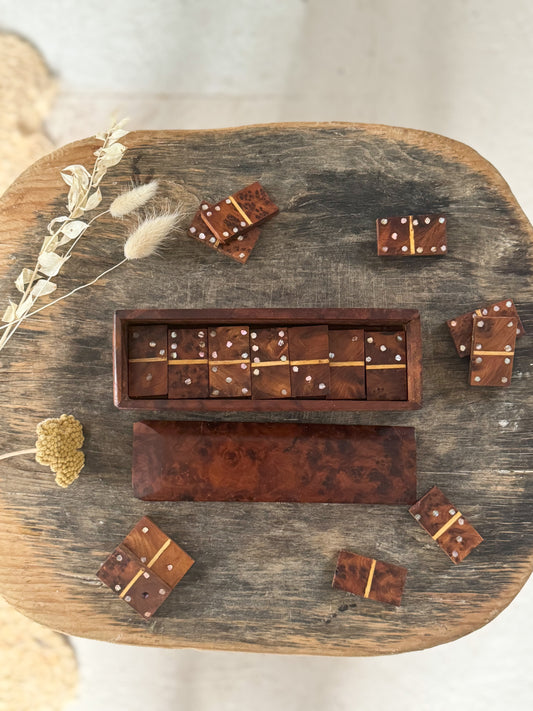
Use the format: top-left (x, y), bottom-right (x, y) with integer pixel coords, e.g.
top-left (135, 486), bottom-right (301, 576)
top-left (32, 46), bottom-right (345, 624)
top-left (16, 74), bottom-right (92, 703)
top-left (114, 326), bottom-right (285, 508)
top-left (474, 350), bottom-right (514, 356)
top-left (329, 361), bottom-right (365, 367)
top-left (229, 195), bottom-right (253, 225)
top-left (408, 215), bottom-right (415, 255)
top-left (364, 559), bottom-right (376, 598)
top-left (253, 361), bottom-right (287, 367)
top-left (129, 357), bottom-right (167, 363)
top-left (119, 569), bottom-right (144, 598)
top-left (148, 538), bottom-right (171, 567)
top-left (475, 309), bottom-right (483, 316)
top-left (210, 359), bottom-right (250, 365)
top-left (432, 511), bottom-right (462, 540)
top-left (290, 359), bottom-right (329, 366)
top-left (366, 363), bottom-right (406, 370)
top-left (168, 358), bottom-right (208, 365)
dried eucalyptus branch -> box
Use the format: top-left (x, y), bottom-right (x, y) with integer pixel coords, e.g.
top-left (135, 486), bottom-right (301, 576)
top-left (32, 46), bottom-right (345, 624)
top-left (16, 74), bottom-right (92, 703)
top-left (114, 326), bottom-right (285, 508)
top-left (0, 119), bottom-right (178, 352)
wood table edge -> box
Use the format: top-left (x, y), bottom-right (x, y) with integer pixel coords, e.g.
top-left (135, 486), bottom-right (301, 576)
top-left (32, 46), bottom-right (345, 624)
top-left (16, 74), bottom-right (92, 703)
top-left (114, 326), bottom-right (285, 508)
top-left (0, 122), bottom-right (532, 654)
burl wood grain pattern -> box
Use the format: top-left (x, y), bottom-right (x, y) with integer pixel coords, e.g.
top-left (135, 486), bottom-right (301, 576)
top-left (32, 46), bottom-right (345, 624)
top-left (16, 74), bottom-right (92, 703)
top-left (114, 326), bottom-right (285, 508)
top-left (200, 182), bottom-right (278, 242)
top-left (167, 328), bottom-right (209, 399)
top-left (288, 324), bottom-right (330, 397)
top-left (131, 421), bottom-right (417, 504)
top-left (188, 206), bottom-right (261, 263)
top-left (364, 331), bottom-right (407, 400)
top-left (409, 487), bottom-right (483, 564)
top-left (469, 315), bottom-right (517, 387)
top-left (115, 308), bottom-right (423, 411)
top-left (446, 298), bottom-right (525, 358)
top-left (128, 325), bottom-right (168, 398)
top-left (376, 214), bottom-right (447, 256)
top-left (208, 325), bottom-right (251, 397)
top-left (122, 516), bottom-right (195, 588)
top-left (250, 327), bottom-right (291, 399)
top-left (97, 544), bottom-right (173, 619)
top-left (97, 516), bottom-right (194, 618)
top-left (327, 329), bottom-right (365, 400)
top-left (0, 124), bottom-right (531, 656)
top-left (332, 550), bottom-right (407, 606)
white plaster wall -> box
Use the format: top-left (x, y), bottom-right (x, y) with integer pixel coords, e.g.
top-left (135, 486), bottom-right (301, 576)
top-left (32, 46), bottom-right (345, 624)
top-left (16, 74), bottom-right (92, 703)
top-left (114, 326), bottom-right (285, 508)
top-left (0, 1), bottom-right (531, 708)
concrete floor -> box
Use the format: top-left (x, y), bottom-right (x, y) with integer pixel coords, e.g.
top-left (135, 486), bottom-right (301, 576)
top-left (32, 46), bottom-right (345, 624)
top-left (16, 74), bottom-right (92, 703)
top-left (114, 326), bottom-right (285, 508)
top-left (0, 1), bottom-right (531, 708)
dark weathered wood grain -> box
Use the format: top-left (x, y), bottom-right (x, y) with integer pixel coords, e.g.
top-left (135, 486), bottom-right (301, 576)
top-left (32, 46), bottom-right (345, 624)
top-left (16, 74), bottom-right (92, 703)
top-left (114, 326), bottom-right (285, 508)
top-left (0, 123), bottom-right (531, 656)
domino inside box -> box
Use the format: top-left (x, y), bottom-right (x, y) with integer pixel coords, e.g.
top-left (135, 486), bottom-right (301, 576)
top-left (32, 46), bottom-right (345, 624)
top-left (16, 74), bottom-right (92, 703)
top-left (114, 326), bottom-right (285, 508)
top-left (113, 308), bottom-right (422, 412)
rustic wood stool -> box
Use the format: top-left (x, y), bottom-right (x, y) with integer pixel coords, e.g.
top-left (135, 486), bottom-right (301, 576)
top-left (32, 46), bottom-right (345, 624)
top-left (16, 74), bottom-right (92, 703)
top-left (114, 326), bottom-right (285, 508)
top-left (0, 124), bottom-right (530, 654)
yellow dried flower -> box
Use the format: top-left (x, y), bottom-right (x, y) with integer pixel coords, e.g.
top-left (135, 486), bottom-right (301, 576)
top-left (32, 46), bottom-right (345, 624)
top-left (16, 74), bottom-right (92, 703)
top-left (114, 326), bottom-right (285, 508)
top-left (35, 414), bottom-right (85, 487)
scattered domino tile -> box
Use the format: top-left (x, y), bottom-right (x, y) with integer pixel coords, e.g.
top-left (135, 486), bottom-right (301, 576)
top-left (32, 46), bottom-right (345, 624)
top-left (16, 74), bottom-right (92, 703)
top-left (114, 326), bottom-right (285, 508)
top-left (447, 298), bottom-right (525, 358)
top-left (128, 325), bottom-right (168, 398)
top-left (167, 327), bottom-right (209, 398)
top-left (200, 182), bottom-right (278, 243)
top-left (208, 325), bottom-right (251, 397)
top-left (328, 329), bottom-right (365, 400)
top-left (364, 331), bottom-right (407, 400)
top-left (332, 550), bottom-right (407, 606)
top-left (97, 516), bottom-right (194, 618)
top-left (469, 314), bottom-right (517, 387)
top-left (250, 327), bottom-right (292, 398)
top-left (376, 214), bottom-right (447, 256)
top-left (409, 486), bottom-right (483, 564)
top-left (188, 206), bottom-right (260, 264)
top-left (288, 325), bottom-right (330, 398)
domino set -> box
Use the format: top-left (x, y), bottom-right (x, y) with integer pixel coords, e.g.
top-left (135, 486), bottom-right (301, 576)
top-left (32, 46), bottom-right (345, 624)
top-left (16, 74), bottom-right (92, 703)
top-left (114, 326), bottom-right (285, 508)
top-left (115, 308), bottom-right (422, 411)
top-left (97, 182), bottom-right (523, 619)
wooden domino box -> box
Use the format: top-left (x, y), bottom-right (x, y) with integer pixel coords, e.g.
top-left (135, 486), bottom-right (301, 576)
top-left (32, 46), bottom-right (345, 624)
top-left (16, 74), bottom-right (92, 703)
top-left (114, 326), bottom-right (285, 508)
top-left (113, 308), bottom-right (422, 411)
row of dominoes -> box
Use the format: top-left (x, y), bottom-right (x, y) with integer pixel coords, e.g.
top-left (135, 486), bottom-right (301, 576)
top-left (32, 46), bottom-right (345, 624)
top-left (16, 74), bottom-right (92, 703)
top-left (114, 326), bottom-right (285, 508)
top-left (446, 298), bottom-right (525, 387)
top-left (127, 324), bottom-right (409, 401)
top-left (97, 485), bottom-right (482, 617)
top-left (185, 180), bottom-right (450, 264)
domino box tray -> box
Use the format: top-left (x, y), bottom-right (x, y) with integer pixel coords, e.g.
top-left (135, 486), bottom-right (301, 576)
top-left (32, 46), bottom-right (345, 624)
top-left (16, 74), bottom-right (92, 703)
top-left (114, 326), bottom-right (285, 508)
top-left (113, 307), bottom-right (422, 411)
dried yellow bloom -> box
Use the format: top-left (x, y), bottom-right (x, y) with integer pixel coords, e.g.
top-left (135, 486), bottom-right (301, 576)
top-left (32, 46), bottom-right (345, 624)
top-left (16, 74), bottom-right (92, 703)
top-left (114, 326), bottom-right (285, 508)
top-left (35, 414), bottom-right (85, 487)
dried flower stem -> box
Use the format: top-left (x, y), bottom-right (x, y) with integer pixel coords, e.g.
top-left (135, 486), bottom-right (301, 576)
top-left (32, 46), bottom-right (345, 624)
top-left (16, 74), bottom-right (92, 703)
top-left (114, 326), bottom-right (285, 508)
top-left (0, 259), bottom-right (128, 342)
top-left (0, 118), bottom-right (133, 352)
top-left (0, 448), bottom-right (37, 461)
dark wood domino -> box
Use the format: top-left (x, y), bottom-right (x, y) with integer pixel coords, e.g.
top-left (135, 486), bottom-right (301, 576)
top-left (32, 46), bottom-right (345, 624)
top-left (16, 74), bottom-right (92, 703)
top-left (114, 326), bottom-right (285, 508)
top-left (332, 550), bottom-right (407, 606)
top-left (167, 327), bottom-right (208, 399)
top-left (447, 298), bottom-right (525, 358)
top-left (288, 325), bottom-right (330, 397)
top-left (188, 206), bottom-right (260, 264)
top-left (364, 331), bottom-right (407, 400)
top-left (377, 214), bottom-right (447, 256)
top-left (96, 516), bottom-right (194, 618)
top-left (469, 315), bottom-right (517, 387)
top-left (250, 327), bottom-right (291, 398)
top-left (409, 486), bottom-right (483, 564)
top-left (208, 325), bottom-right (251, 397)
top-left (128, 325), bottom-right (168, 398)
top-left (200, 182), bottom-right (278, 243)
top-left (122, 516), bottom-right (195, 588)
top-left (328, 329), bottom-right (365, 399)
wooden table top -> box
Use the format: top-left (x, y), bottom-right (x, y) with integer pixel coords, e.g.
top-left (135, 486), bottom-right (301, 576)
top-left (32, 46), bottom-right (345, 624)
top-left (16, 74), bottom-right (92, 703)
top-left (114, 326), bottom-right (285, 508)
top-left (0, 123), bottom-right (531, 655)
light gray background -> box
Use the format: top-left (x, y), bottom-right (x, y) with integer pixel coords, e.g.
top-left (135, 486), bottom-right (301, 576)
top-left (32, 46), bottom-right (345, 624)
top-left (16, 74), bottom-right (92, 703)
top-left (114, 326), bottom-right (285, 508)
top-left (1, 1), bottom-right (531, 709)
